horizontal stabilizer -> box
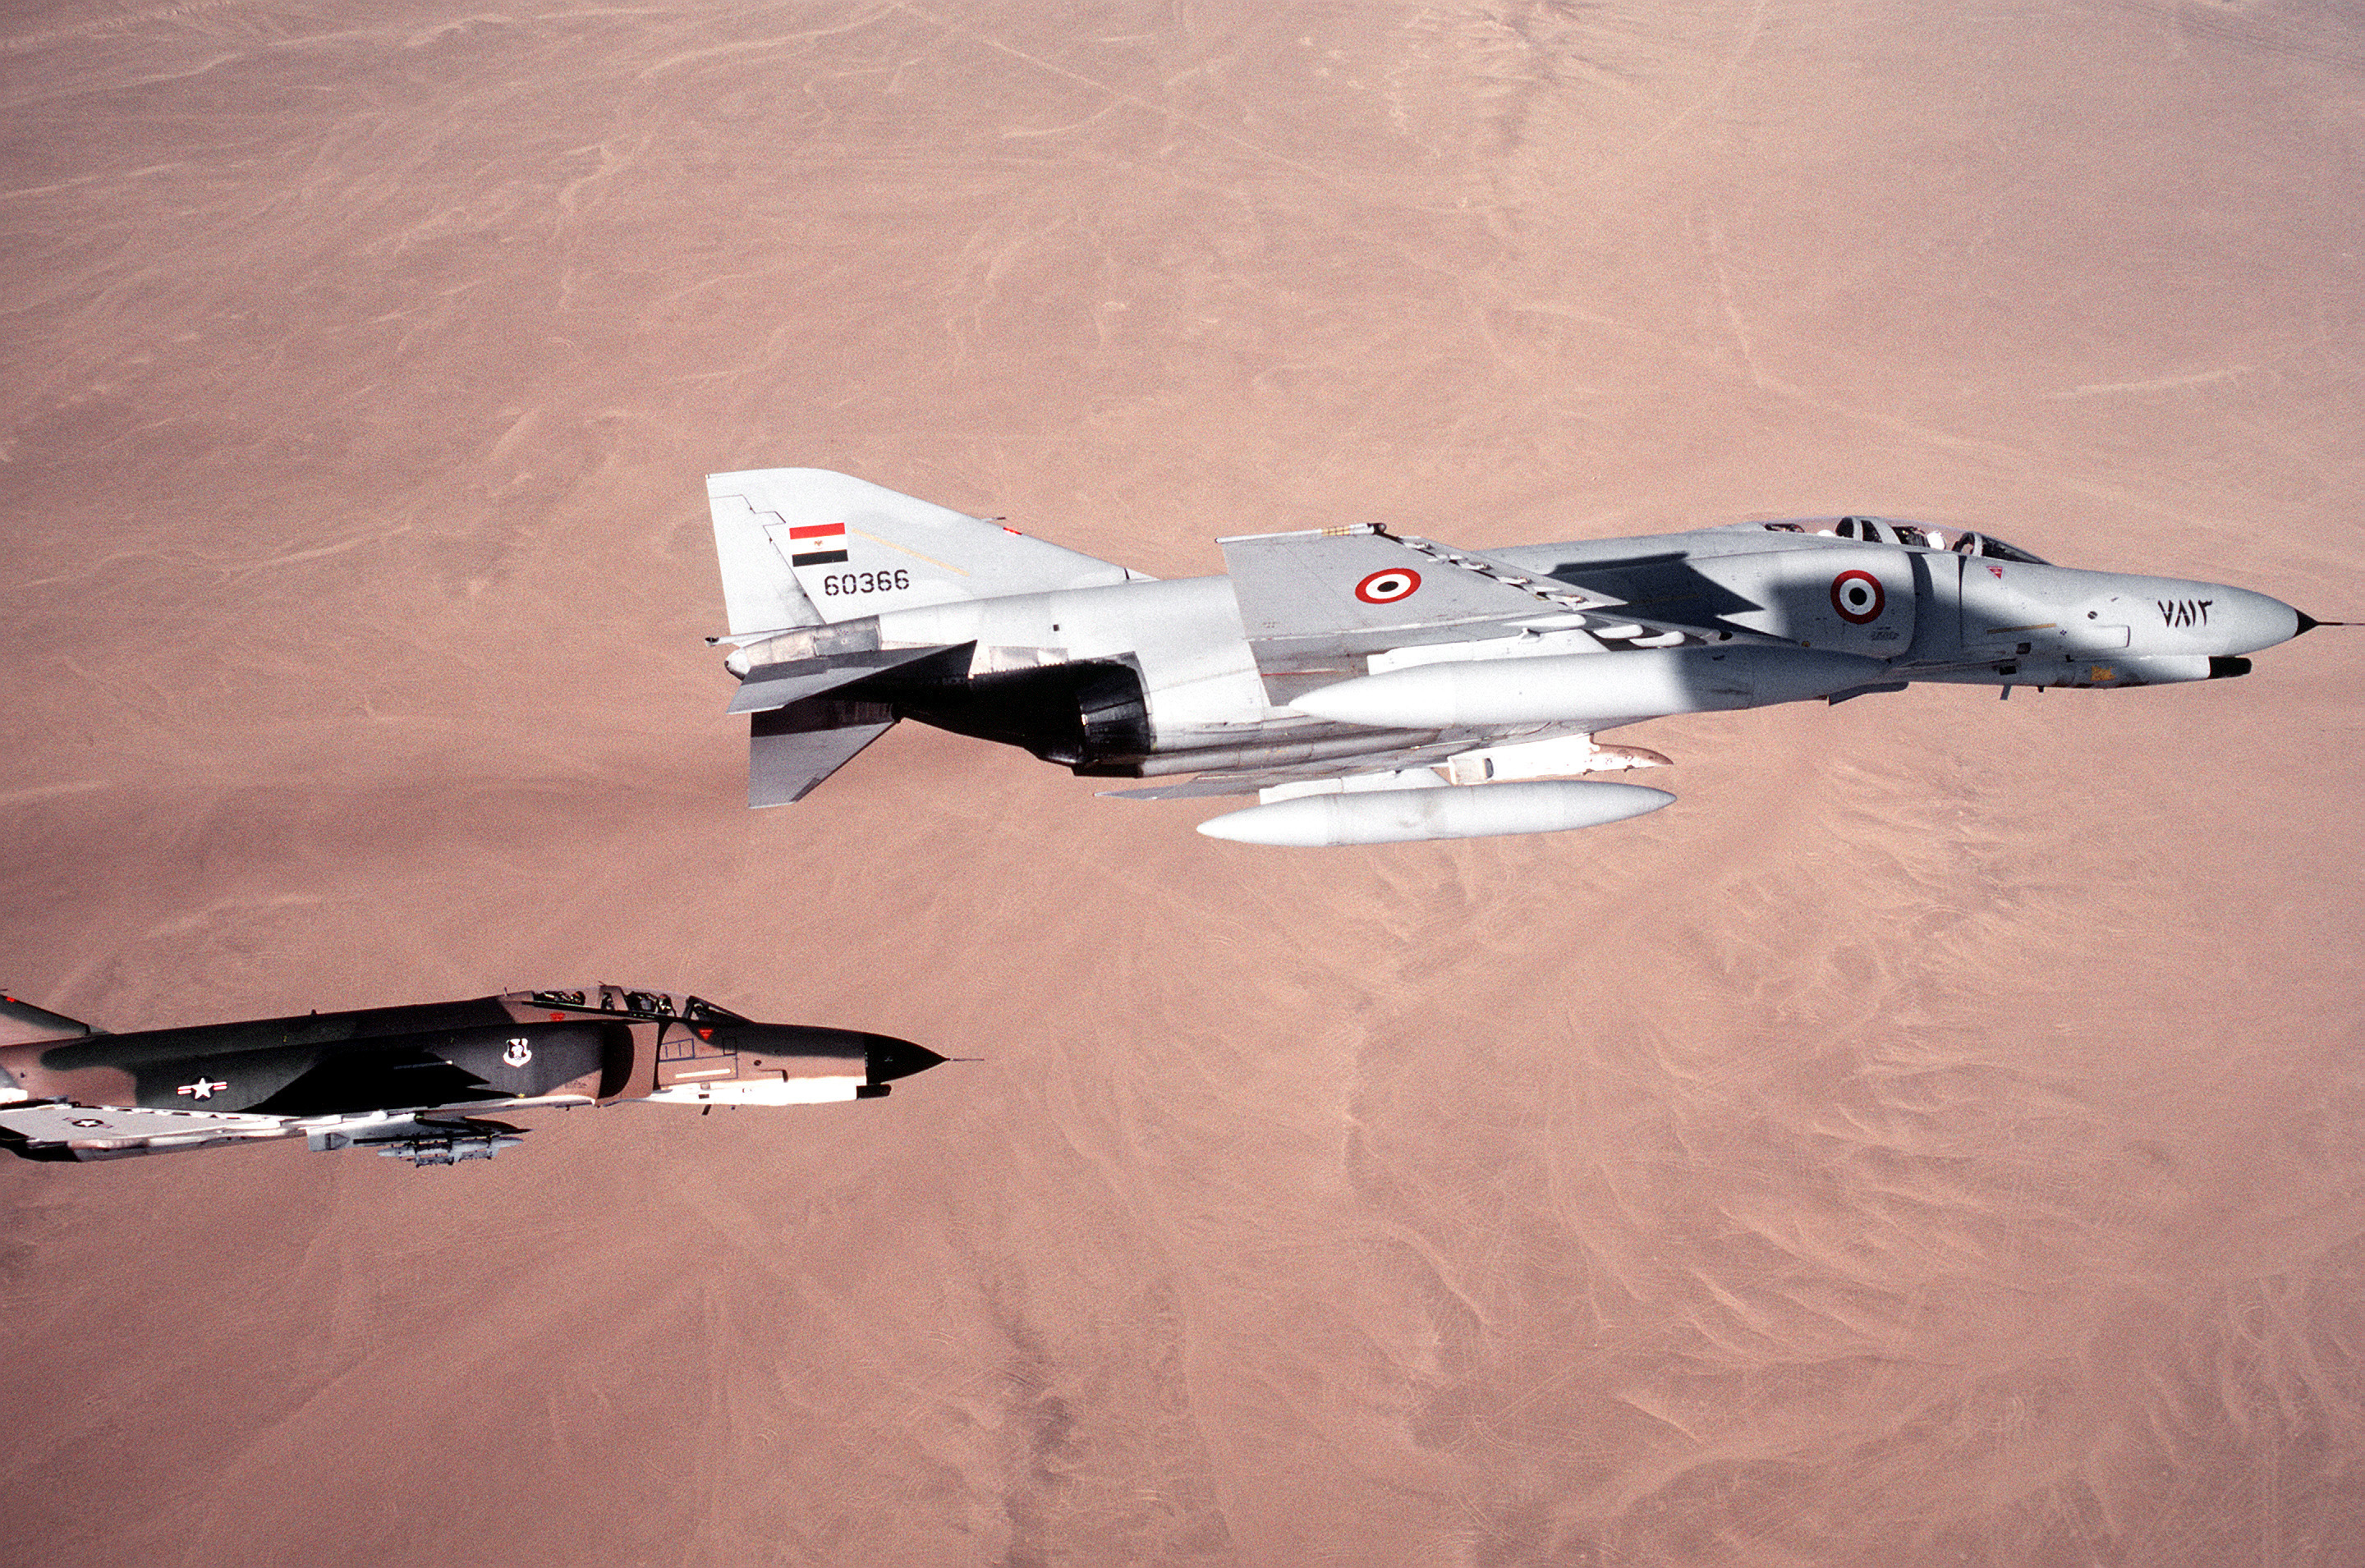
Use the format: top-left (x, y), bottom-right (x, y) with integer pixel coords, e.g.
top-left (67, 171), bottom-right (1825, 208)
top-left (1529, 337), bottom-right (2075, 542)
top-left (0, 994), bottom-right (96, 1048)
top-left (751, 699), bottom-right (897, 807)
top-left (729, 644), bottom-right (964, 715)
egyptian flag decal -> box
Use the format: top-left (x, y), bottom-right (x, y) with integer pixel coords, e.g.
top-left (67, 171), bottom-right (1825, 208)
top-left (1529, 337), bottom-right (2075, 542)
top-left (786, 520), bottom-right (848, 566)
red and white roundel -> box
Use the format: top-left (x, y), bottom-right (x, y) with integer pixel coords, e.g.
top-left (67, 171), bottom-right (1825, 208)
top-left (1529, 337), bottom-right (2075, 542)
top-left (1830, 569), bottom-right (1885, 625)
top-left (1355, 567), bottom-right (1422, 604)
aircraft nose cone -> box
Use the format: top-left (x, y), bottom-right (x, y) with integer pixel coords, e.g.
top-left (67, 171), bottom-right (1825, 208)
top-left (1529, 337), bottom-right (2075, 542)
top-left (2213, 588), bottom-right (2306, 654)
top-left (863, 1033), bottom-right (946, 1084)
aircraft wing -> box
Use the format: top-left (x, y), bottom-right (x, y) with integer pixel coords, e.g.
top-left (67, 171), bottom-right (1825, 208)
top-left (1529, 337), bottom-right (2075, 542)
top-left (1120, 530), bottom-right (1754, 800)
top-left (1098, 740), bottom-right (1478, 800)
top-left (0, 1100), bottom-right (292, 1162)
top-left (1219, 525), bottom-right (1581, 668)
top-left (1218, 526), bottom-right (1765, 700)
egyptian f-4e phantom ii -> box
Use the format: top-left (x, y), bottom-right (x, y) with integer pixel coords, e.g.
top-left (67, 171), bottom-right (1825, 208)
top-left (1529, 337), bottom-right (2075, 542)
top-left (706, 469), bottom-right (2326, 846)
top-left (0, 985), bottom-right (944, 1164)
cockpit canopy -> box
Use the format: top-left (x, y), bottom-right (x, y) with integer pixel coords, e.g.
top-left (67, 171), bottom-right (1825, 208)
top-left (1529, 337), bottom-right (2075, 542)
top-left (513, 985), bottom-right (751, 1025)
top-left (1760, 516), bottom-right (2050, 564)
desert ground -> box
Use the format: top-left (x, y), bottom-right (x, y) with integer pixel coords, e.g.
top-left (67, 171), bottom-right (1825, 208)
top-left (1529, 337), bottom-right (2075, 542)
top-left (3, 2), bottom-right (2362, 1562)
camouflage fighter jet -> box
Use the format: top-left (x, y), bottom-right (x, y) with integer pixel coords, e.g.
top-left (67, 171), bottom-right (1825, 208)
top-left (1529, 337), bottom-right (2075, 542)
top-left (0, 984), bottom-right (944, 1164)
top-left (705, 469), bottom-right (2331, 846)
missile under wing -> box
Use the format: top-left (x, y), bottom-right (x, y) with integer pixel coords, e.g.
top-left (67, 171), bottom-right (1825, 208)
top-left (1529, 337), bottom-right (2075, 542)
top-left (701, 470), bottom-right (2331, 846)
top-left (0, 985), bottom-right (944, 1165)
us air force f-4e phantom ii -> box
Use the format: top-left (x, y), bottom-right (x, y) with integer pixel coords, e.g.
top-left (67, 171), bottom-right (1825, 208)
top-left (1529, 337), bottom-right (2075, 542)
top-left (0, 986), bottom-right (944, 1164)
top-left (707, 469), bottom-right (2327, 847)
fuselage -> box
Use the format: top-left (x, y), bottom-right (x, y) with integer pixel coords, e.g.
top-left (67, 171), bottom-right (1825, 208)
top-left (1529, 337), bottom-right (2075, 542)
top-left (839, 517), bottom-right (2305, 777)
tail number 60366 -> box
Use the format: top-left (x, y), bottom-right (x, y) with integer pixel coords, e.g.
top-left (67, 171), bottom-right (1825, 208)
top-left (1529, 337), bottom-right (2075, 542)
top-left (821, 569), bottom-right (910, 597)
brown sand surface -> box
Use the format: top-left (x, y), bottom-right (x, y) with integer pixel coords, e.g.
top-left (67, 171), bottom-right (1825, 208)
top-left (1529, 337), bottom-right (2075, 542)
top-left (3, 2), bottom-right (2362, 1562)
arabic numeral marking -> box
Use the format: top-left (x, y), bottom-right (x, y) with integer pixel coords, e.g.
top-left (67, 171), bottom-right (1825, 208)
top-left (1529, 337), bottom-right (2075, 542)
top-left (820, 570), bottom-right (911, 597)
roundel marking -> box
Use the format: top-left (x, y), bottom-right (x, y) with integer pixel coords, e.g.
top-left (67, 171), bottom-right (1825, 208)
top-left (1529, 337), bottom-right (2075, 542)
top-left (1830, 569), bottom-right (1885, 625)
top-left (1355, 567), bottom-right (1422, 605)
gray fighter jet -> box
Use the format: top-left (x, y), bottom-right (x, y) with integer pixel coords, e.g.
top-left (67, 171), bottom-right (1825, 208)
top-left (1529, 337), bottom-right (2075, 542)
top-left (706, 469), bottom-right (2328, 846)
top-left (0, 985), bottom-right (944, 1164)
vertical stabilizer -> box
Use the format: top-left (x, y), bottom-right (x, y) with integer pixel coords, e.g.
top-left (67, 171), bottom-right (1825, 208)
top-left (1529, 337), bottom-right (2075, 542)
top-left (705, 469), bottom-right (1136, 626)
top-left (711, 490), bottom-right (826, 637)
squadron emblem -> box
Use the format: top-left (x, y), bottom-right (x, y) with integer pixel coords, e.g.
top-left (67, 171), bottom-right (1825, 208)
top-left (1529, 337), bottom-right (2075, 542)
top-left (503, 1038), bottom-right (533, 1068)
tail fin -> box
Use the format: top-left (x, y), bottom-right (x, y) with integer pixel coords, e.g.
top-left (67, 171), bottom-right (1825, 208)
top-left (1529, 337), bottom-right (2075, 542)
top-left (706, 468), bottom-right (1135, 630)
top-left (0, 994), bottom-right (97, 1048)
top-left (710, 485), bottom-right (825, 637)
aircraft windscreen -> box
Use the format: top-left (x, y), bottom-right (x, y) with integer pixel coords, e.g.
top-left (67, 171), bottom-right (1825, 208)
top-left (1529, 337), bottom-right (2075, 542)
top-left (519, 986), bottom-right (739, 1021)
top-left (1772, 519), bottom-right (2047, 564)
top-left (1973, 534), bottom-right (2050, 565)
top-left (1950, 531), bottom-right (2050, 565)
